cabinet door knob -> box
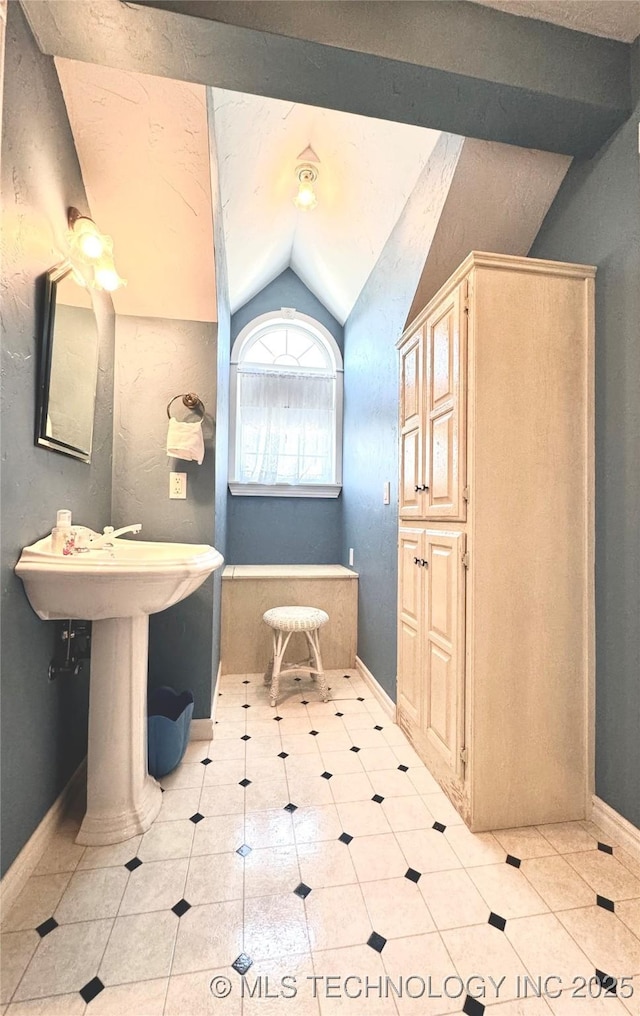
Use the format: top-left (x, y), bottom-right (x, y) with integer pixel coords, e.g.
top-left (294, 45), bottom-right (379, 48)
top-left (414, 485), bottom-right (419, 492)
top-left (421, 484), bottom-right (429, 491)
top-left (413, 556), bottom-right (419, 565)
top-left (421, 559), bottom-right (429, 567)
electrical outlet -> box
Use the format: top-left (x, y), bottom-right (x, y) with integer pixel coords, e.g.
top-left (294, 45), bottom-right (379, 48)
top-left (170, 471), bottom-right (187, 499)
top-left (348, 548), bottom-right (354, 567)
top-left (383, 481), bottom-right (391, 505)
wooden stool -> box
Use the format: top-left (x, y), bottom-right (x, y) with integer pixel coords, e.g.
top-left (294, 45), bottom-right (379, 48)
top-left (262, 606), bottom-right (330, 708)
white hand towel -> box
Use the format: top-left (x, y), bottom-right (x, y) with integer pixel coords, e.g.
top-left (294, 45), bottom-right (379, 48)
top-left (167, 418), bottom-right (205, 465)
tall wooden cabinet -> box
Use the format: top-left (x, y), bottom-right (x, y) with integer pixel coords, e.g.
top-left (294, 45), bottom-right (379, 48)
top-left (397, 252), bottom-right (595, 832)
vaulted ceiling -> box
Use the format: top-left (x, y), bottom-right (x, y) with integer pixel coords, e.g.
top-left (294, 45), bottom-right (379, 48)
top-left (49, 0), bottom-right (638, 326)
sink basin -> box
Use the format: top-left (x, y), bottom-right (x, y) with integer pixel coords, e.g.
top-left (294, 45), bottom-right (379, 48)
top-left (15, 534), bottom-right (224, 846)
top-left (15, 536), bottom-right (223, 620)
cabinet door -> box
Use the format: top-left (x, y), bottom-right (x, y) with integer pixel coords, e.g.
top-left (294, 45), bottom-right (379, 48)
top-left (424, 286), bottom-right (466, 519)
top-left (423, 530), bottom-right (466, 775)
top-left (398, 329), bottom-right (425, 518)
top-left (397, 527), bottom-right (424, 728)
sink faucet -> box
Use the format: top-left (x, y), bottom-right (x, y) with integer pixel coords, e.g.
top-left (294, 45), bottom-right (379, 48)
top-left (89, 524), bottom-right (142, 549)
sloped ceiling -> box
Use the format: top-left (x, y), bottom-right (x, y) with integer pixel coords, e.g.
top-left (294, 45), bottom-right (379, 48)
top-left (54, 58), bottom-right (216, 321)
top-left (471, 1), bottom-right (640, 41)
top-left (211, 89), bottom-right (441, 324)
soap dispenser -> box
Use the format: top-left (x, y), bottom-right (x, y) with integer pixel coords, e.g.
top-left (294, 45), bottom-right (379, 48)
top-left (51, 509), bottom-right (75, 555)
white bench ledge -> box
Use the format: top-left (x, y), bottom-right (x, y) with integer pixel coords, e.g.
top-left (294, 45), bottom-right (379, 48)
top-left (222, 565), bottom-right (358, 580)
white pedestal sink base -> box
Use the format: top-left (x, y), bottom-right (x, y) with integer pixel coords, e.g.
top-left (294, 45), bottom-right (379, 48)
top-left (76, 616), bottom-right (163, 846)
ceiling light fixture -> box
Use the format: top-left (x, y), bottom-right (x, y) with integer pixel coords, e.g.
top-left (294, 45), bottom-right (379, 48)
top-left (294, 163), bottom-right (319, 211)
top-left (67, 207), bottom-right (126, 292)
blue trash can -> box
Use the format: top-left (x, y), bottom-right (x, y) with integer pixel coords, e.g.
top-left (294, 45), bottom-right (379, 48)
top-left (147, 686), bottom-right (194, 779)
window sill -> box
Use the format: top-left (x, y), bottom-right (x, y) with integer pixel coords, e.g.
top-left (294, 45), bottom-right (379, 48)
top-left (228, 482), bottom-right (342, 499)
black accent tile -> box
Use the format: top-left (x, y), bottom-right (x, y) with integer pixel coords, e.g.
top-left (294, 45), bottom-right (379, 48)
top-left (278, 751), bottom-right (289, 759)
top-left (294, 882), bottom-right (312, 899)
top-left (284, 803), bottom-right (298, 813)
top-left (294, 677), bottom-right (302, 682)
top-left (236, 843), bottom-right (252, 857)
top-left (339, 832), bottom-right (353, 845)
top-left (200, 757), bottom-right (212, 766)
top-left (301, 700), bottom-right (309, 705)
top-left (125, 856), bottom-right (143, 871)
top-left (309, 730), bottom-right (319, 736)
top-left (232, 953), bottom-right (253, 975)
top-left (321, 772), bottom-right (333, 780)
top-left (239, 778), bottom-right (252, 788)
top-left (597, 895), bottom-right (615, 912)
top-left (432, 821), bottom-right (446, 833)
top-left (404, 868), bottom-right (421, 883)
top-left (463, 996), bottom-right (485, 1016)
top-left (80, 978), bottom-right (105, 1004)
top-left (367, 931), bottom-right (387, 953)
top-left (374, 725), bottom-right (383, 731)
top-left (190, 812), bottom-right (204, 824)
top-left (397, 764), bottom-right (409, 772)
top-left (372, 794), bottom-right (385, 804)
top-left (350, 746), bottom-right (361, 753)
top-left (357, 697), bottom-right (365, 702)
top-left (595, 970), bottom-right (617, 995)
top-left (242, 703), bottom-right (251, 709)
top-left (598, 842), bottom-right (613, 855)
top-left (241, 734), bottom-right (251, 741)
top-left (273, 716), bottom-right (283, 722)
top-left (242, 680), bottom-right (250, 684)
top-left (36, 917), bottom-right (58, 938)
top-left (335, 712), bottom-right (344, 717)
top-left (506, 854), bottom-right (521, 868)
top-left (488, 912), bottom-right (506, 931)
top-left (160, 787), bottom-right (165, 792)
top-left (172, 898), bottom-right (191, 917)
top-left (343, 674), bottom-right (351, 679)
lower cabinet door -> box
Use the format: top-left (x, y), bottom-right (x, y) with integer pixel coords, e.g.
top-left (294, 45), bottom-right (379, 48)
top-left (397, 527), bottom-right (424, 728)
top-left (423, 530), bottom-right (466, 775)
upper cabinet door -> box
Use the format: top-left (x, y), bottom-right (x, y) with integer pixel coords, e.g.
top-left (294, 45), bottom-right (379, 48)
top-left (398, 328), bottom-right (425, 518)
top-left (424, 284), bottom-right (467, 519)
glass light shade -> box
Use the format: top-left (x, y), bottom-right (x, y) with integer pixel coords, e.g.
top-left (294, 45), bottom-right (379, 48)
top-left (294, 179), bottom-right (317, 210)
top-left (69, 217), bottom-right (110, 262)
top-left (94, 254), bottom-right (126, 292)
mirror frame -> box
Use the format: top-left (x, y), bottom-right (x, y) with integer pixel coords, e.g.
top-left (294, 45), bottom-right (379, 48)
top-left (36, 261), bottom-right (97, 463)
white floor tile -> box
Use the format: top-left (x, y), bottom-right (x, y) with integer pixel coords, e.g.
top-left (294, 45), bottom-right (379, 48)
top-left (381, 933), bottom-right (462, 1015)
top-left (6, 993), bottom-right (86, 1014)
top-left (504, 912), bottom-right (593, 984)
top-left (160, 763), bottom-right (205, 791)
top-left (158, 788), bottom-right (203, 822)
top-left (535, 822), bottom-right (597, 854)
top-left (32, 822), bottom-right (85, 876)
top-left (329, 772), bottom-right (374, 804)
top-left (245, 808), bottom-right (295, 849)
top-left (440, 924), bottom-right (530, 1002)
top-left (99, 910), bottom-right (177, 985)
top-left (84, 976), bottom-right (168, 1014)
top-left (555, 906), bottom-right (640, 976)
top-left (467, 863), bottom-right (549, 919)
top-left (335, 801), bottom-right (392, 838)
top-left (138, 818), bottom-right (195, 861)
top-left (14, 919), bottom-right (112, 1000)
top-left (77, 836), bottom-right (142, 871)
top-left (164, 967), bottom-right (243, 1016)
top-left (244, 845), bottom-right (301, 898)
top-left (292, 805), bottom-right (344, 844)
top-left (349, 834), bottom-right (409, 883)
top-left (493, 827), bottom-right (558, 860)
top-left (199, 784), bottom-right (245, 817)
top-left (191, 815), bottom-right (245, 856)
top-left (564, 850), bottom-right (640, 901)
top-left (381, 795), bottom-right (435, 832)
top-left (0, 931), bottom-right (39, 1004)
top-left (418, 868), bottom-right (490, 931)
top-left (243, 953), bottom-right (321, 1015)
top-left (171, 900), bottom-right (244, 975)
top-left (395, 829), bottom-right (462, 874)
top-left (520, 855), bottom-right (594, 911)
top-left (304, 884), bottom-right (372, 952)
top-left (297, 840), bottom-right (359, 890)
top-left (185, 852), bottom-right (244, 905)
top-left (313, 943), bottom-right (396, 1016)
top-left (118, 857), bottom-right (189, 916)
top-left (244, 893), bottom-right (310, 961)
top-left (360, 877), bottom-right (436, 938)
top-left (2, 874), bottom-right (71, 932)
top-left (54, 865), bottom-right (129, 923)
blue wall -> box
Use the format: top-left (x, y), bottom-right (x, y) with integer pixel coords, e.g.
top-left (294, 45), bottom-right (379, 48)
top-left (0, 4), bottom-right (115, 876)
top-left (530, 92), bottom-right (640, 828)
top-left (227, 269), bottom-right (344, 565)
top-left (341, 134), bottom-right (463, 700)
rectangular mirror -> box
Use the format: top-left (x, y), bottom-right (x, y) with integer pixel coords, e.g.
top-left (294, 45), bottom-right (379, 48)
top-left (36, 262), bottom-right (99, 463)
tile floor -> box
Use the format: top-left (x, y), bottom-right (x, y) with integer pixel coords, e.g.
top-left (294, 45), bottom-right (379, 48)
top-left (1, 669), bottom-right (639, 1015)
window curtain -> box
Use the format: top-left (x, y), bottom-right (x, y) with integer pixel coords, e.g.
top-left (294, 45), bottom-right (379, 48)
top-left (237, 369), bottom-right (335, 484)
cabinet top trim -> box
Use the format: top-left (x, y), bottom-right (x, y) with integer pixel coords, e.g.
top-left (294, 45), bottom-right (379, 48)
top-left (397, 251), bottom-right (596, 349)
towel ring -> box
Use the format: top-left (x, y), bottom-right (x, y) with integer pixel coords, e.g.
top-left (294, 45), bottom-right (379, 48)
top-left (167, 393), bottom-right (205, 420)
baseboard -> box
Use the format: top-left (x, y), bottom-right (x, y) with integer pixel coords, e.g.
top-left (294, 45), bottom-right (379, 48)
top-left (1, 760), bottom-right (86, 917)
top-left (355, 656), bottom-right (397, 720)
top-left (591, 795), bottom-right (640, 863)
top-left (189, 661), bottom-right (221, 742)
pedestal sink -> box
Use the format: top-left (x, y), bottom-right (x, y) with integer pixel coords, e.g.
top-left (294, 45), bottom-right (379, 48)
top-left (15, 535), bottom-right (224, 845)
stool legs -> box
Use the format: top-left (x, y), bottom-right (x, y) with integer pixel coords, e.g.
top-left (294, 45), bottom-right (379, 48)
top-left (305, 628), bottom-right (329, 703)
top-left (268, 629), bottom-right (293, 708)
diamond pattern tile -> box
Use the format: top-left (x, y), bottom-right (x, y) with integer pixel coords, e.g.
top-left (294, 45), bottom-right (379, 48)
top-left (488, 911), bottom-right (507, 931)
top-left (171, 898), bottom-right (191, 917)
top-left (7, 669), bottom-right (627, 1014)
top-left (367, 931), bottom-right (387, 952)
top-left (232, 953), bottom-right (253, 975)
top-left (80, 977), bottom-right (105, 1003)
top-left (36, 917), bottom-right (58, 938)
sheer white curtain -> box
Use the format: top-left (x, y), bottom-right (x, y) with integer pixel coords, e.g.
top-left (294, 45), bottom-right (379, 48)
top-left (237, 368), bottom-right (336, 484)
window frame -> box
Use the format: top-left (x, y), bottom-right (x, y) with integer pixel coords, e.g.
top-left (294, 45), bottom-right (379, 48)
top-left (229, 309), bottom-right (343, 498)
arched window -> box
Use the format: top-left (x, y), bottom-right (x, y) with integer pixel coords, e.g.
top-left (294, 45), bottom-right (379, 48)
top-left (229, 310), bottom-right (343, 497)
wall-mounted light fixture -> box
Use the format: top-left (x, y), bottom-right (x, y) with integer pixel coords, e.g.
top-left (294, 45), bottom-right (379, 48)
top-left (293, 146), bottom-right (320, 211)
top-left (67, 207), bottom-right (126, 292)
